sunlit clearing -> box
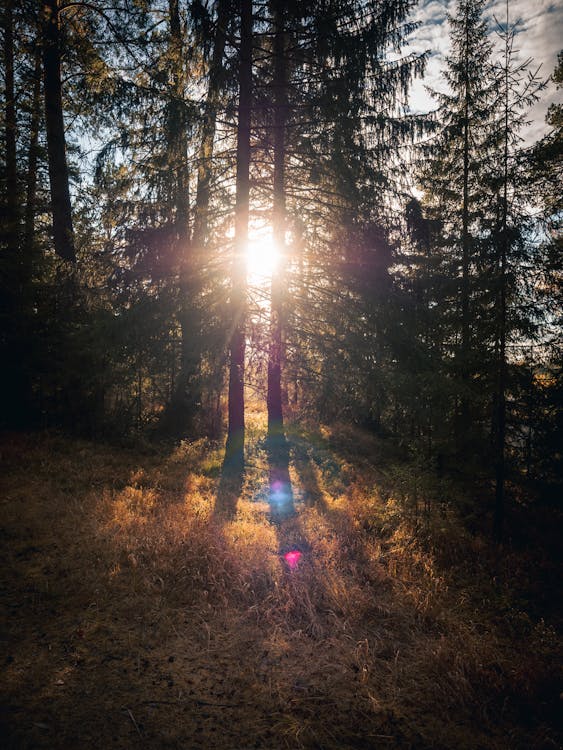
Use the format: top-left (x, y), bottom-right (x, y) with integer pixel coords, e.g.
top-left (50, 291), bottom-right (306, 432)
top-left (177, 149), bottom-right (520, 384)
top-left (283, 550), bottom-right (302, 570)
top-left (246, 232), bottom-right (279, 282)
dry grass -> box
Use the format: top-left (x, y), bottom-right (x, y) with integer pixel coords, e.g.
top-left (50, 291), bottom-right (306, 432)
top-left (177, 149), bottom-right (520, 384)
top-left (1, 419), bottom-right (561, 749)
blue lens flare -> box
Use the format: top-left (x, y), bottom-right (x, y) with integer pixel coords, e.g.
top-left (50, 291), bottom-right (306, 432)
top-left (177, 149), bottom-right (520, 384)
top-left (270, 479), bottom-right (292, 507)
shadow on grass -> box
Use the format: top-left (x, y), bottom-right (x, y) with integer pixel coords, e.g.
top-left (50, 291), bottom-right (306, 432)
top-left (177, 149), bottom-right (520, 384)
top-left (288, 428), bottom-right (385, 581)
top-left (266, 424), bottom-right (313, 568)
top-left (288, 431), bottom-right (330, 513)
top-left (213, 441), bottom-right (245, 521)
top-left (266, 426), bottom-right (296, 524)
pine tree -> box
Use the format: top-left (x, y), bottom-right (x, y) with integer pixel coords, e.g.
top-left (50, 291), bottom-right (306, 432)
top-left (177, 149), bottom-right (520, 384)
top-left (2, 0), bottom-right (18, 258)
top-left (266, 0), bottom-right (288, 433)
top-left (418, 0), bottom-right (497, 453)
top-left (486, 3), bottom-right (543, 542)
top-left (41, 0), bottom-right (76, 262)
top-left (226, 0), bottom-right (252, 463)
top-left (521, 51), bottom-right (562, 498)
top-left (256, 0), bottom-right (428, 428)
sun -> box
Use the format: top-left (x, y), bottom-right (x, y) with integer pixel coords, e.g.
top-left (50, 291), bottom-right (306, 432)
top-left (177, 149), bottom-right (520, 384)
top-left (246, 232), bottom-right (279, 282)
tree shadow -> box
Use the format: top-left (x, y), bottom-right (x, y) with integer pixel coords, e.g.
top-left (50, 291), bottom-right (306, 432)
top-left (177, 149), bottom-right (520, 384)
top-left (289, 430), bottom-right (392, 585)
top-left (213, 421), bottom-right (311, 565)
top-left (213, 446), bottom-right (245, 521)
top-left (266, 426), bottom-right (296, 524)
top-left (266, 424), bottom-right (313, 566)
top-left (288, 431), bottom-right (329, 513)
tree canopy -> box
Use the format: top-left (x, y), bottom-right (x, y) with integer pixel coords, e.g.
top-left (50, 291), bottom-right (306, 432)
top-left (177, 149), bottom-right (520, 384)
top-left (1, 0), bottom-right (561, 539)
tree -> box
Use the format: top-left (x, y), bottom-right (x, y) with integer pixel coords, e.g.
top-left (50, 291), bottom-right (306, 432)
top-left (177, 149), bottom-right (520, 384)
top-left (488, 6), bottom-right (544, 541)
top-left (226, 0), bottom-right (252, 462)
top-left (266, 0), bottom-right (288, 433)
top-left (418, 0), bottom-right (497, 451)
top-left (258, 0), bottom-right (428, 431)
top-left (2, 0), bottom-right (18, 257)
top-left (41, 0), bottom-right (76, 262)
top-left (166, 0), bottom-right (230, 436)
top-left (523, 50), bottom-right (563, 498)
top-left (23, 41), bottom-right (42, 281)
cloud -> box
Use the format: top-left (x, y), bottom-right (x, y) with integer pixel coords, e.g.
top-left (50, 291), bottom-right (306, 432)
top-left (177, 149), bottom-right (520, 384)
top-left (403, 0), bottom-right (563, 142)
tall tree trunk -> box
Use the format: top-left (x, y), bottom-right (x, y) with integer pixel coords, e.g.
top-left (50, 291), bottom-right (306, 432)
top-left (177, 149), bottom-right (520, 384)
top-left (3, 0), bottom-right (18, 256)
top-left (168, 0), bottom-right (190, 243)
top-left (459, 10), bottom-right (471, 442)
top-left (267, 0), bottom-right (287, 433)
top-left (494, 216), bottom-right (507, 544)
top-left (493, 3), bottom-right (510, 544)
top-left (461, 104), bottom-right (470, 369)
top-left (226, 0), bottom-right (252, 461)
top-left (173, 0), bottom-right (229, 432)
top-left (192, 0), bottom-right (228, 248)
top-left (42, 0), bottom-right (76, 262)
top-left (165, 0), bottom-right (228, 436)
top-left (1, 0), bottom-right (25, 427)
top-left (163, 0), bottom-right (195, 435)
top-left (23, 43), bottom-right (42, 286)
top-left (266, 3), bottom-right (294, 518)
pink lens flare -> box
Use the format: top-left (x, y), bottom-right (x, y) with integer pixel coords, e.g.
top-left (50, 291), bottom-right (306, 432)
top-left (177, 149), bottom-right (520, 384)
top-left (283, 550), bottom-right (302, 570)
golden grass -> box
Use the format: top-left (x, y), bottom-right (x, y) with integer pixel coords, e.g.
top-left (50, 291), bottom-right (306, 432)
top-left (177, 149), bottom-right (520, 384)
top-left (1, 421), bottom-right (561, 749)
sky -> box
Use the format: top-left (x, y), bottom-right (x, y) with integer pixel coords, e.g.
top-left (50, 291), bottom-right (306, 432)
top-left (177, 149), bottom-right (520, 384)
top-left (404, 0), bottom-right (563, 144)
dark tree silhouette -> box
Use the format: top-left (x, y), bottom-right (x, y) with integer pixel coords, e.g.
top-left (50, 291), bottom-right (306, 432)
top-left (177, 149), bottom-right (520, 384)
top-left (226, 0), bottom-right (252, 463)
top-left (42, 0), bottom-right (76, 262)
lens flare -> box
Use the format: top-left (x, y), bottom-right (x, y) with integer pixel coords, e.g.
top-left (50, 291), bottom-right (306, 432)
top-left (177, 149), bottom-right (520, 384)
top-left (246, 234), bottom-right (279, 281)
top-left (283, 550), bottom-right (302, 570)
top-left (270, 479), bottom-right (291, 506)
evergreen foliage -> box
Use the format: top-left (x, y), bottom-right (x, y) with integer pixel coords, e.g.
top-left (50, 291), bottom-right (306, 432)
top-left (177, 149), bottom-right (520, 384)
top-left (0, 0), bottom-right (560, 538)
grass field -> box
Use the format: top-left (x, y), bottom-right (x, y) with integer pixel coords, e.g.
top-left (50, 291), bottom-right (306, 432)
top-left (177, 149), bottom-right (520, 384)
top-left (1, 409), bottom-right (561, 749)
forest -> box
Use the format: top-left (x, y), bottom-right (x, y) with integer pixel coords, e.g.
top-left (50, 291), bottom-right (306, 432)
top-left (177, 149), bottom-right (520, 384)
top-left (1, 0), bottom-right (562, 748)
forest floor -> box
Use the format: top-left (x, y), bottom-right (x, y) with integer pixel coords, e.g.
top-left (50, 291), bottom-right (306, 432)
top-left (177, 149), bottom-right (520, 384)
top-left (1, 406), bottom-right (561, 750)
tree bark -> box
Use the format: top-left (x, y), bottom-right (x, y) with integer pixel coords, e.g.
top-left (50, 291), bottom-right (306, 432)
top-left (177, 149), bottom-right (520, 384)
top-left (165, 0), bottom-right (228, 436)
top-left (3, 0), bottom-right (18, 255)
top-left (459, 9), bottom-right (471, 438)
top-left (493, 2), bottom-right (510, 545)
top-left (23, 43), bottom-right (42, 284)
top-left (226, 0), bottom-right (252, 462)
top-left (162, 0), bottom-right (195, 435)
top-left (177, 0), bottom-right (229, 426)
top-left (267, 0), bottom-right (287, 433)
top-left (493, 222), bottom-right (507, 544)
top-left (1, 0), bottom-right (25, 426)
top-left (42, 0), bottom-right (76, 262)
top-left (192, 0), bottom-right (228, 248)
top-left (168, 0), bottom-right (190, 243)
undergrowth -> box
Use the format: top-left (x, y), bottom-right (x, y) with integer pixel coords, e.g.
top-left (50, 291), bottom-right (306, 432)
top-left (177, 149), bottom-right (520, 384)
top-left (1, 418), bottom-right (561, 749)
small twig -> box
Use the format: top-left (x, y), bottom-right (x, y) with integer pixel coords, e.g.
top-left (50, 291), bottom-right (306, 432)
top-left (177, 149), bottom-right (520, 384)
top-left (126, 709), bottom-right (142, 739)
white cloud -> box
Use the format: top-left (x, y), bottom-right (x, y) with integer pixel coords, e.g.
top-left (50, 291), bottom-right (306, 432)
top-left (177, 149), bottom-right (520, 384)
top-left (403, 0), bottom-right (563, 143)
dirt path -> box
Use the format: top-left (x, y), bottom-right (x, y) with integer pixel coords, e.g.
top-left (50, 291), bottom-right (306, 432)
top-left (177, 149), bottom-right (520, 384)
top-left (1, 424), bottom-right (560, 749)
